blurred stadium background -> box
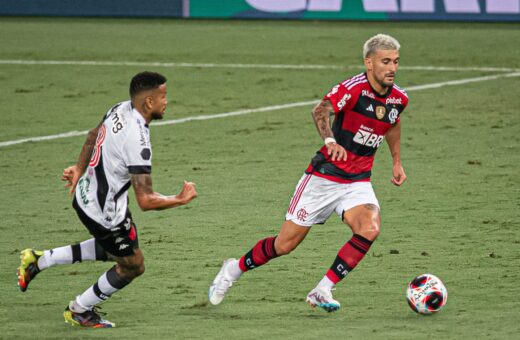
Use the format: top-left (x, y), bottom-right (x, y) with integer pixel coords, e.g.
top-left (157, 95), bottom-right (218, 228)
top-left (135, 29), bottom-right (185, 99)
top-left (1, 0), bottom-right (519, 339)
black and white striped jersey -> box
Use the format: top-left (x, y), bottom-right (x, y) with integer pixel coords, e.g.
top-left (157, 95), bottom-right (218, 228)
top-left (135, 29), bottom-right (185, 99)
top-left (75, 101), bottom-right (152, 230)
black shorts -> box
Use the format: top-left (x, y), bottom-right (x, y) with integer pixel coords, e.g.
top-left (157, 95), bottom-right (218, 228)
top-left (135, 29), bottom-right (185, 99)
top-left (73, 198), bottom-right (139, 257)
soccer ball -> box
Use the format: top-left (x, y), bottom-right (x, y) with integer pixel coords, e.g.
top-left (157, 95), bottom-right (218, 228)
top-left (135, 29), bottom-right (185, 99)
top-left (406, 274), bottom-right (447, 314)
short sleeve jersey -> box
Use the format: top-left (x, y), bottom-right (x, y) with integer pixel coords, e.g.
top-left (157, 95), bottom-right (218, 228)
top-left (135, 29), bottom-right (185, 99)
top-left (305, 72), bottom-right (409, 183)
top-left (75, 101), bottom-right (152, 230)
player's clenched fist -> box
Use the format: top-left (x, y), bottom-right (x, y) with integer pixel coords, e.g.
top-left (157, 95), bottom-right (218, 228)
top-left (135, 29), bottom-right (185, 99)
top-left (178, 181), bottom-right (198, 204)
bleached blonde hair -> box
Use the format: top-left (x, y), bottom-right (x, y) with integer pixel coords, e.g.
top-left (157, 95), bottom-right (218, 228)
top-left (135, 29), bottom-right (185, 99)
top-left (363, 34), bottom-right (400, 58)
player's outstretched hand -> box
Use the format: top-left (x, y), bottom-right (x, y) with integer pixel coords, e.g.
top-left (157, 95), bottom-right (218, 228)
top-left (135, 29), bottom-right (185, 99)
top-left (391, 163), bottom-right (407, 186)
top-left (326, 142), bottom-right (348, 162)
top-left (178, 181), bottom-right (197, 205)
top-left (62, 165), bottom-right (82, 195)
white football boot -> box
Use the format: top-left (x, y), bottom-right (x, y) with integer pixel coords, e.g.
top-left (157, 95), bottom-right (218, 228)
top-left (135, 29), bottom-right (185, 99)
top-left (209, 258), bottom-right (239, 305)
top-left (306, 286), bottom-right (341, 312)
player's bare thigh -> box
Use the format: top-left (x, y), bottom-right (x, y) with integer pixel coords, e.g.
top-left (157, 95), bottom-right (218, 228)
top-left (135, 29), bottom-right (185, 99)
top-left (114, 248), bottom-right (145, 281)
top-left (342, 204), bottom-right (381, 241)
top-left (274, 220), bottom-right (311, 255)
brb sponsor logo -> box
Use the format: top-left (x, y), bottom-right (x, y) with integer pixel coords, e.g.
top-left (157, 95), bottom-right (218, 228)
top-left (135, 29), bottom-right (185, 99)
top-left (353, 125), bottom-right (384, 148)
top-left (245, 0), bottom-right (520, 14)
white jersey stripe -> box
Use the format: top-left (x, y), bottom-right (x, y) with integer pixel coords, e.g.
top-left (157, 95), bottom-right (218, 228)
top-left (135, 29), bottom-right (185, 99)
top-left (347, 79), bottom-right (368, 90)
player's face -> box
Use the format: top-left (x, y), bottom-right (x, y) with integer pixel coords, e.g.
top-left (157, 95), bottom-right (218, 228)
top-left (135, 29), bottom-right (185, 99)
top-left (150, 84), bottom-right (168, 120)
top-left (365, 49), bottom-right (400, 89)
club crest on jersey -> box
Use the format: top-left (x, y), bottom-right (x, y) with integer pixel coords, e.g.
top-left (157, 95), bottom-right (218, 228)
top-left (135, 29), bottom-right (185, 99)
top-left (296, 208), bottom-right (308, 222)
top-left (389, 108), bottom-right (399, 124)
top-left (375, 106), bottom-right (386, 120)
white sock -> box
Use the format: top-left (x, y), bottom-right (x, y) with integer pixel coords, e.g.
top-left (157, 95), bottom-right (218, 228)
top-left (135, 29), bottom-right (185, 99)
top-left (317, 276), bottom-right (335, 291)
top-left (226, 259), bottom-right (243, 280)
top-left (75, 266), bottom-right (130, 311)
top-left (37, 246), bottom-right (72, 270)
top-left (37, 239), bottom-right (100, 270)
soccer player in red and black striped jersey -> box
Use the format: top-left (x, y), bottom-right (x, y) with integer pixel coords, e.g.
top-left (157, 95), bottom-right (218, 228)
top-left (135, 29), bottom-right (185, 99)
top-left (209, 34), bottom-right (408, 312)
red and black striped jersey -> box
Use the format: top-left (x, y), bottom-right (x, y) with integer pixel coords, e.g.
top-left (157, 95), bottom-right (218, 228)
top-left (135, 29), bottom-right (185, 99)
top-left (305, 72), bottom-right (409, 183)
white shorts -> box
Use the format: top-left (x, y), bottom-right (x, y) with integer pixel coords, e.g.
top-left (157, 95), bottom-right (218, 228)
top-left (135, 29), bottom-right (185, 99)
top-left (285, 173), bottom-right (380, 227)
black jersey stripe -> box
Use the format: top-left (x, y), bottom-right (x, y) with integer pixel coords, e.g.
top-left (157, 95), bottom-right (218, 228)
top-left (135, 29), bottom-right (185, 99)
top-left (309, 162), bottom-right (371, 181)
top-left (95, 147), bottom-right (109, 211)
top-left (128, 165), bottom-right (151, 174)
top-left (114, 181), bottom-right (131, 203)
top-left (352, 96), bottom-right (404, 124)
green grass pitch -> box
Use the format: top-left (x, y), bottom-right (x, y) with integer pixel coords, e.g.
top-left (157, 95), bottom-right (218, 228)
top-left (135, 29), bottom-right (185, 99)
top-left (0, 18), bottom-right (519, 339)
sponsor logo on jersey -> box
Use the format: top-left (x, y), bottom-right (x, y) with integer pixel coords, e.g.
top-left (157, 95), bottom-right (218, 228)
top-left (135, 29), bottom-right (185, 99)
top-left (141, 148), bottom-right (151, 160)
top-left (78, 177), bottom-right (91, 205)
top-left (375, 106), bottom-right (386, 120)
top-left (389, 108), bottom-right (399, 124)
top-left (353, 127), bottom-right (384, 148)
top-left (367, 104), bottom-right (374, 112)
top-left (327, 84), bottom-right (340, 97)
top-left (362, 90), bottom-right (375, 99)
top-left (386, 97), bottom-right (402, 105)
top-left (337, 93), bottom-right (351, 110)
top-left (114, 237), bottom-right (125, 244)
top-left (119, 243), bottom-right (130, 250)
top-left (111, 111), bottom-right (124, 134)
top-left (138, 122), bottom-right (150, 146)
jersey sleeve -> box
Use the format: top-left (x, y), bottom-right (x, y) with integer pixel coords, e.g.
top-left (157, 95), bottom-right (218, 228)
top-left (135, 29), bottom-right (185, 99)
top-left (122, 123), bottom-right (152, 175)
top-left (323, 83), bottom-right (353, 114)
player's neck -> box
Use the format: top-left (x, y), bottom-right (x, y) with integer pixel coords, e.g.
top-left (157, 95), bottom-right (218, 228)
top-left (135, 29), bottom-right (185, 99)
top-left (132, 101), bottom-right (152, 124)
top-left (366, 72), bottom-right (390, 96)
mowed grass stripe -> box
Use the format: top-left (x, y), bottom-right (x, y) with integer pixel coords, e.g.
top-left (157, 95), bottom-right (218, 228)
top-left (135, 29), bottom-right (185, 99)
top-left (1, 72), bottom-right (519, 148)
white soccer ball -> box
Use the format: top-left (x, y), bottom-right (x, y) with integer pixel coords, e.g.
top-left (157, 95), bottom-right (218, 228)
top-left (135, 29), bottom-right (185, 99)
top-left (406, 274), bottom-right (447, 314)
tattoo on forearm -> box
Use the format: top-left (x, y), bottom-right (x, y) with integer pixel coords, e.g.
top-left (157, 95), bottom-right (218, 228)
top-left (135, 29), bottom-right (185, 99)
top-left (77, 125), bottom-right (101, 170)
top-left (131, 174), bottom-right (154, 195)
top-left (312, 101), bottom-right (335, 139)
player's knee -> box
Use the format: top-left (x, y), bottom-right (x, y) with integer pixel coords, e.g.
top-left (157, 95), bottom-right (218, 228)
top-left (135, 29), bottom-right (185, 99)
top-left (132, 261), bottom-right (145, 277)
top-left (359, 220), bottom-right (380, 241)
top-left (118, 259), bottom-right (145, 280)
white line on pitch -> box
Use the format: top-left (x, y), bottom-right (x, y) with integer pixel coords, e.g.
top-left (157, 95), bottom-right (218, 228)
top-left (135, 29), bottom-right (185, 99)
top-left (0, 59), bottom-right (519, 73)
top-left (1, 72), bottom-right (519, 148)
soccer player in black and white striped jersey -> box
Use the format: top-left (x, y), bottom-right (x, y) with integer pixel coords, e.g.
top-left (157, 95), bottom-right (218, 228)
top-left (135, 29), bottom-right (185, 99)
top-left (17, 72), bottom-right (197, 328)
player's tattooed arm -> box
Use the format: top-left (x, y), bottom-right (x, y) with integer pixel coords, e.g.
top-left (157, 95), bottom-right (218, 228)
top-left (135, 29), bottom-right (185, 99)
top-left (78, 122), bottom-right (102, 172)
top-left (311, 99), bottom-right (335, 140)
top-left (312, 99), bottom-right (347, 162)
top-left (131, 173), bottom-right (197, 211)
top-left (62, 122), bottom-right (102, 195)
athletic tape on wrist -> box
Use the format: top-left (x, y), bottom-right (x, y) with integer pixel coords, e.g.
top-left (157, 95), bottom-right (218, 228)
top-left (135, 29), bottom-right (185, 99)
top-left (324, 137), bottom-right (337, 145)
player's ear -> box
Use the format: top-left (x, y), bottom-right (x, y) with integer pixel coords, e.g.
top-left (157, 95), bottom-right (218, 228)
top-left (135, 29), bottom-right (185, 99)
top-left (364, 57), bottom-right (372, 71)
top-left (144, 95), bottom-right (154, 109)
